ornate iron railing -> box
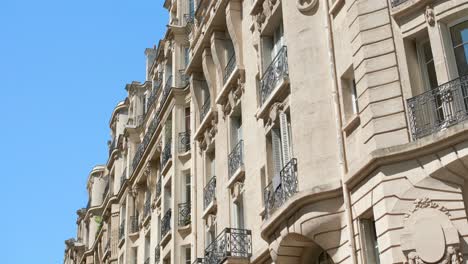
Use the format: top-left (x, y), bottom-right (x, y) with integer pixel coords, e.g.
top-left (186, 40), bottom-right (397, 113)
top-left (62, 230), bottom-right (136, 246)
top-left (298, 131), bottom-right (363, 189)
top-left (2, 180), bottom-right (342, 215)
top-left (108, 137), bottom-right (117, 156)
top-left (179, 131), bottom-right (191, 153)
top-left (184, 13), bottom-right (194, 34)
top-left (178, 202), bottom-right (191, 226)
top-left (147, 79), bottom-right (162, 111)
top-left (161, 209), bottom-right (172, 238)
top-left (204, 228), bottom-right (252, 264)
top-left (178, 69), bottom-right (189, 87)
top-left (144, 193), bottom-right (152, 219)
top-left (264, 158), bottom-right (298, 218)
top-left (223, 53), bottom-right (236, 84)
top-left (391, 0), bottom-right (409, 8)
top-left (192, 258), bottom-right (204, 264)
top-left (155, 244), bottom-right (161, 264)
top-left (200, 96), bottom-right (211, 121)
top-left (228, 140), bottom-right (244, 178)
top-left (161, 76), bottom-right (173, 107)
top-left (131, 112), bottom-right (161, 173)
top-left (161, 142), bottom-right (172, 168)
top-left (407, 75), bottom-right (468, 140)
top-left (156, 177), bottom-right (162, 199)
top-left (120, 168), bottom-right (127, 186)
top-left (130, 215), bottom-right (139, 233)
top-left (260, 46), bottom-right (288, 104)
top-left (119, 220), bottom-right (125, 241)
top-left (203, 176), bottom-right (216, 209)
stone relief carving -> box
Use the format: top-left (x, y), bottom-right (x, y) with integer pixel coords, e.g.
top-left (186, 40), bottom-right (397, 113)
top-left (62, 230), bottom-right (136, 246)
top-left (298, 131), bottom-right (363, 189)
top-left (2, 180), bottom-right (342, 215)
top-left (297, 0), bottom-right (318, 13)
top-left (404, 197), bottom-right (450, 220)
top-left (425, 6), bottom-right (435, 27)
top-left (401, 197), bottom-right (462, 264)
top-left (267, 102), bottom-right (286, 127)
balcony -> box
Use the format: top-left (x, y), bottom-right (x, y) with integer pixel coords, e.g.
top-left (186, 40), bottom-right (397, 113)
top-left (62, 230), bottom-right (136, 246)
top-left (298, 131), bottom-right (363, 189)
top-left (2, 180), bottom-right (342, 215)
top-left (203, 176), bottom-right (216, 211)
top-left (178, 202), bottom-right (191, 226)
top-left (147, 79), bottom-right (162, 111)
top-left (264, 158), bottom-right (298, 219)
top-left (391, 0), bottom-right (408, 8)
top-left (144, 194), bottom-right (152, 222)
top-left (132, 113), bottom-right (161, 173)
top-left (223, 53), bottom-right (236, 84)
top-left (119, 220), bottom-right (125, 242)
top-left (130, 215), bottom-right (139, 234)
top-left (407, 75), bottom-right (468, 140)
top-left (161, 76), bottom-right (173, 107)
top-left (200, 96), bottom-right (211, 122)
top-left (260, 46), bottom-right (289, 105)
top-left (161, 209), bottom-right (172, 240)
top-left (204, 228), bottom-right (252, 264)
top-left (228, 140), bottom-right (244, 179)
top-left (155, 244), bottom-right (161, 264)
top-left (178, 131), bottom-right (191, 153)
top-left (161, 142), bottom-right (172, 169)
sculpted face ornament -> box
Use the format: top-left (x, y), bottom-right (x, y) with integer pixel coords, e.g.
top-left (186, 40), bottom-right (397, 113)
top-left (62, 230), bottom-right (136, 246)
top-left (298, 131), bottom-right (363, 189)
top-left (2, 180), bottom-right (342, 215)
top-left (297, 0), bottom-right (318, 13)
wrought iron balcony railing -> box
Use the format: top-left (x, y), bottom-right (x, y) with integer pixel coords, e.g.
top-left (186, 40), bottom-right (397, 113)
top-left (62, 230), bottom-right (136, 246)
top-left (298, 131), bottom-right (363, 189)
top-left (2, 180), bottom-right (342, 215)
top-left (192, 258), bottom-right (204, 264)
top-left (407, 75), bottom-right (468, 140)
top-left (178, 69), bottom-right (189, 87)
top-left (131, 112), bottom-right (160, 173)
top-left (228, 140), bottom-right (244, 178)
top-left (179, 131), bottom-right (191, 153)
top-left (161, 209), bottom-right (172, 238)
top-left (200, 96), bottom-right (211, 121)
top-left (204, 176), bottom-right (216, 209)
top-left (178, 202), bottom-right (191, 226)
top-left (391, 0), bottom-right (409, 8)
top-left (156, 177), bottom-right (162, 199)
top-left (147, 80), bottom-right (162, 111)
top-left (184, 13), bottom-right (194, 34)
top-left (223, 53), bottom-right (236, 84)
top-left (264, 158), bottom-right (298, 218)
top-left (108, 137), bottom-right (117, 156)
top-left (204, 228), bottom-right (252, 264)
top-left (119, 220), bottom-right (125, 241)
top-left (161, 142), bottom-right (172, 168)
top-left (260, 46), bottom-right (288, 104)
top-left (155, 244), bottom-right (161, 264)
top-left (161, 76), bottom-right (173, 107)
top-left (130, 215), bottom-right (139, 233)
top-left (144, 194), bottom-right (152, 219)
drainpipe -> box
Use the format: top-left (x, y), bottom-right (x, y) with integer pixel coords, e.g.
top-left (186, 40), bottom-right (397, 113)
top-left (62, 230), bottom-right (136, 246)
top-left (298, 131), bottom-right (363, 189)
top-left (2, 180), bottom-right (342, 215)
top-left (323, 1), bottom-right (358, 264)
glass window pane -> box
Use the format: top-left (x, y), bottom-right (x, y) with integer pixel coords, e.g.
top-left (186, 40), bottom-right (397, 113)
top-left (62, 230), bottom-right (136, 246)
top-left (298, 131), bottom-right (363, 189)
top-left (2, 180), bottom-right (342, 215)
top-left (454, 46), bottom-right (468, 76)
top-left (451, 21), bottom-right (468, 47)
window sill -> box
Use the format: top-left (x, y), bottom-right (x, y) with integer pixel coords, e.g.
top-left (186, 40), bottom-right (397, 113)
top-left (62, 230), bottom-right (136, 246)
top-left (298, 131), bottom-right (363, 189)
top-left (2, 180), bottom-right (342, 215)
top-left (342, 114), bottom-right (361, 136)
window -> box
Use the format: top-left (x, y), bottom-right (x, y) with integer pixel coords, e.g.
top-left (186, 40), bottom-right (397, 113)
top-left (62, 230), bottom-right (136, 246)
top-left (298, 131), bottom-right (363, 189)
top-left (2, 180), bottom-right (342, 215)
top-left (185, 174), bottom-right (191, 203)
top-left (341, 67), bottom-right (359, 123)
top-left (418, 41), bottom-right (438, 89)
top-left (184, 247), bottom-right (191, 264)
top-left (451, 20), bottom-right (468, 76)
top-left (132, 247), bottom-right (138, 264)
top-left (359, 216), bottom-right (381, 264)
top-left (262, 22), bottom-right (285, 73)
top-left (184, 47), bottom-right (190, 67)
top-left (185, 107), bottom-right (191, 132)
top-left (230, 113), bottom-right (243, 149)
top-left (269, 112), bottom-right (292, 187)
top-left (232, 196), bottom-right (245, 229)
top-left (145, 234), bottom-right (151, 261)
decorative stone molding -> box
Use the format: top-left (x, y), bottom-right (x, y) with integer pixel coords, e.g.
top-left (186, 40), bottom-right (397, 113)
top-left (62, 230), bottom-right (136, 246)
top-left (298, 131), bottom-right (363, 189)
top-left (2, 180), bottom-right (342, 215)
top-left (130, 185), bottom-right (140, 197)
top-left (425, 5), bottom-right (435, 26)
top-left (222, 75), bottom-right (245, 118)
top-left (296, 0), bottom-right (318, 13)
top-left (401, 198), bottom-right (461, 264)
top-left (197, 110), bottom-right (218, 152)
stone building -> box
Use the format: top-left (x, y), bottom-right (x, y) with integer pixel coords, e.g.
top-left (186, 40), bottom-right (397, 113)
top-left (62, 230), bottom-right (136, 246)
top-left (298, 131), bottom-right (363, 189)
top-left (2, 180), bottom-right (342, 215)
top-left (64, 0), bottom-right (468, 264)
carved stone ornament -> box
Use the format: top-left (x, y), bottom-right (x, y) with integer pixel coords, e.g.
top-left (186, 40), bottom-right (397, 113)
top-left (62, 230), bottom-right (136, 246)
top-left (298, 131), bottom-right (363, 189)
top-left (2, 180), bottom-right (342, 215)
top-left (297, 0), bottom-right (318, 13)
top-left (425, 5), bottom-right (435, 27)
top-left (130, 185), bottom-right (140, 197)
top-left (267, 102), bottom-right (285, 127)
top-left (401, 198), bottom-right (462, 264)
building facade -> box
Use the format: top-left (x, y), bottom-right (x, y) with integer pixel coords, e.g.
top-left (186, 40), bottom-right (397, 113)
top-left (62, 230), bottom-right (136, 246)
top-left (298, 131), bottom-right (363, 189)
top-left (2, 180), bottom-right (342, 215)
top-left (64, 0), bottom-right (468, 264)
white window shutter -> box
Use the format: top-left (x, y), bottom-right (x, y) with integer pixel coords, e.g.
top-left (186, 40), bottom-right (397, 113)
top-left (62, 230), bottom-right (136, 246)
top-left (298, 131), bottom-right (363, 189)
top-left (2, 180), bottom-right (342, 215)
top-left (279, 112), bottom-right (291, 164)
top-left (271, 128), bottom-right (283, 189)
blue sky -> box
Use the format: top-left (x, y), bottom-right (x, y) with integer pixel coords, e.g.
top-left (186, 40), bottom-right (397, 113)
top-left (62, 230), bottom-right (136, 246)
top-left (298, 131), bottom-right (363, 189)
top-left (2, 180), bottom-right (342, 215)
top-left (0, 1), bottom-right (166, 263)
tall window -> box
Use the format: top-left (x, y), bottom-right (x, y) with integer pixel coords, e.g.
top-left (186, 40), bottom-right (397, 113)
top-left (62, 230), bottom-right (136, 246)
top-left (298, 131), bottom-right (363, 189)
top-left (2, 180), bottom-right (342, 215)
top-left (230, 114), bottom-right (243, 149)
top-left (341, 67), bottom-right (359, 123)
top-left (145, 234), bottom-right (151, 262)
top-left (419, 41), bottom-right (438, 89)
top-left (185, 107), bottom-right (191, 132)
top-left (232, 196), bottom-right (245, 229)
top-left (451, 20), bottom-right (468, 76)
top-left (185, 174), bottom-right (191, 203)
top-left (360, 216), bottom-right (381, 264)
top-left (184, 247), bottom-right (191, 264)
top-left (270, 112), bottom-right (292, 187)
